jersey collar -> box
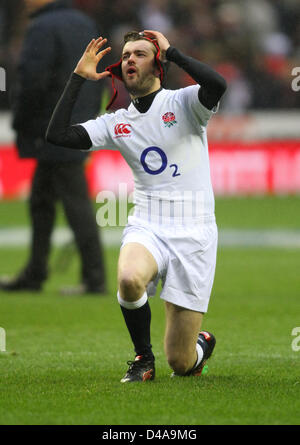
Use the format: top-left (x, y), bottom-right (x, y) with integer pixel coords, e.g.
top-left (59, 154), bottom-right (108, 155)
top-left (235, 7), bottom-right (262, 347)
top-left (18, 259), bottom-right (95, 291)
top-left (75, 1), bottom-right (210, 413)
top-left (132, 87), bottom-right (162, 113)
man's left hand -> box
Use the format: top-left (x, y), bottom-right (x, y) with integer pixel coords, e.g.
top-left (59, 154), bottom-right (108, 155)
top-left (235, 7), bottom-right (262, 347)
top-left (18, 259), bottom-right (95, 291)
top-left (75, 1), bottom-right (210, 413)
top-left (143, 30), bottom-right (170, 61)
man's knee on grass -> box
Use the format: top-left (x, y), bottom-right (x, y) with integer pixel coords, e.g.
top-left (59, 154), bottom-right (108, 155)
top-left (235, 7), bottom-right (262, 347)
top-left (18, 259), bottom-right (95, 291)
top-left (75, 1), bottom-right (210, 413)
top-left (166, 351), bottom-right (197, 376)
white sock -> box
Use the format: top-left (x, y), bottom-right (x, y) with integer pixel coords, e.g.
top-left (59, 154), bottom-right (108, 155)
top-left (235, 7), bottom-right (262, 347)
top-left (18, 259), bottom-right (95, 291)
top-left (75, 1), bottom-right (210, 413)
top-left (195, 342), bottom-right (204, 368)
top-left (117, 291), bottom-right (148, 310)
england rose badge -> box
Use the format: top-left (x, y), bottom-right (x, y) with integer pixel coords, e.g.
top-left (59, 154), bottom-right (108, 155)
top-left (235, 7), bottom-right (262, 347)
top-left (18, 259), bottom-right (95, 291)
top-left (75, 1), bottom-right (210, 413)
top-left (162, 112), bottom-right (177, 128)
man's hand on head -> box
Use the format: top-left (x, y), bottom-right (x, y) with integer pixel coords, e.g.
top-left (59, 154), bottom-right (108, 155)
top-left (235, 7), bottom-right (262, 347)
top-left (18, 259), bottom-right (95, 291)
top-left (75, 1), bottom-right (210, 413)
top-left (142, 30), bottom-right (170, 61)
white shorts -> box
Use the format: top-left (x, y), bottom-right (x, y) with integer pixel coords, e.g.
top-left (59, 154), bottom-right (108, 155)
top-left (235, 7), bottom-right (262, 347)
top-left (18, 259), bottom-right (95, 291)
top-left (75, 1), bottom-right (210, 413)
top-left (120, 216), bottom-right (218, 313)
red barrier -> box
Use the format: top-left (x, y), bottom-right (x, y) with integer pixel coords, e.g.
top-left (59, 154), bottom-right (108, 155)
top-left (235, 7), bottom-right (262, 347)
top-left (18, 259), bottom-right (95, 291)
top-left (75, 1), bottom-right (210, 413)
top-left (0, 145), bottom-right (36, 198)
top-left (0, 141), bottom-right (300, 198)
top-left (210, 141), bottom-right (300, 195)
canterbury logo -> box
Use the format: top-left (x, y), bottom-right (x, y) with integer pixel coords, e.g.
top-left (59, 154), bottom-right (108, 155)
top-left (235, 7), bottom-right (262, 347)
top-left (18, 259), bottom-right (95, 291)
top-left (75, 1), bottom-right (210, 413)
top-left (114, 123), bottom-right (132, 137)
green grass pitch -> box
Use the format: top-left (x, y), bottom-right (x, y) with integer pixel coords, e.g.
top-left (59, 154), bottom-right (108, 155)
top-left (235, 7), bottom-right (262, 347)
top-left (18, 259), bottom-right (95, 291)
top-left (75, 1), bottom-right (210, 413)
top-left (0, 197), bottom-right (300, 425)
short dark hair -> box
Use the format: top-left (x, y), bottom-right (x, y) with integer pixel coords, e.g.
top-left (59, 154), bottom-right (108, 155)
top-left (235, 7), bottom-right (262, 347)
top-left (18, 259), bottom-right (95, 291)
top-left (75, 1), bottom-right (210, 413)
top-left (124, 31), bottom-right (156, 45)
top-left (123, 31), bottom-right (158, 56)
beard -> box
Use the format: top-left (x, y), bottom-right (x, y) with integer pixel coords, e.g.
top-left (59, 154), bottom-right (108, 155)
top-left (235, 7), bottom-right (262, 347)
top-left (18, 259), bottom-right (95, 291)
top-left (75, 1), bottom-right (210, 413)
top-left (123, 67), bottom-right (158, 98)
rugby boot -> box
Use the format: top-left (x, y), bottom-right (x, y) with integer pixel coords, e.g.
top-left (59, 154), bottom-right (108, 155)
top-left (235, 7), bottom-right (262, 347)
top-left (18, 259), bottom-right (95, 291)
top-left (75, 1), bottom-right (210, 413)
top-left (190, 331), bottom-right (216, 376)
top-left (121, 354), bottom-right (155, 383)
top-left (0, 271), bottom-right (42, 292)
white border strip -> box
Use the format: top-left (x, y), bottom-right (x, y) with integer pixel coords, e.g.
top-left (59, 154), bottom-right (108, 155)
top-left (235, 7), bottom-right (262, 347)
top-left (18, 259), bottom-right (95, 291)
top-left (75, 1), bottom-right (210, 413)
top-left (1, 227), bottom-right (300, 248)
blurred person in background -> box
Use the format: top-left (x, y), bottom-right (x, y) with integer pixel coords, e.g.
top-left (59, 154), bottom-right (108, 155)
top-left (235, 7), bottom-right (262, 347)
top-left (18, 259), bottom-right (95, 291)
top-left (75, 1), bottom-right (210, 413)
top-left (0, 0), bottom-right (107, 295)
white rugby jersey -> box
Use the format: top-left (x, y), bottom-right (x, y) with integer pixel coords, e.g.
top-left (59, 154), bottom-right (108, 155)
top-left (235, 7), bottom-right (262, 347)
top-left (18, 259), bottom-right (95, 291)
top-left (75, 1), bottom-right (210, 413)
top-left (81, 85), bottom-right (217, 226)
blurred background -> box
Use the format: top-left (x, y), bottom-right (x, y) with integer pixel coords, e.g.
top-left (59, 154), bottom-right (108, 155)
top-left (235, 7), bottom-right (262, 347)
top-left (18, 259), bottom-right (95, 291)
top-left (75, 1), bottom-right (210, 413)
top-left (0, 0), bottom-right (300, 218)
top-left (2, 0), bottom-right (300, 111)
top-left (0, 0), bottom-right (300, 200)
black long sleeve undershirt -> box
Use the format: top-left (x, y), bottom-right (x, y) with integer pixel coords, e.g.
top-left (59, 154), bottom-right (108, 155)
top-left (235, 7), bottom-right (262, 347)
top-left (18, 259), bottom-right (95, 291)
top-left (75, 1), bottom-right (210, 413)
top-left (46, 47), bottom-right (226, 150)
top-left (46, 73), bottom-right (93, 150)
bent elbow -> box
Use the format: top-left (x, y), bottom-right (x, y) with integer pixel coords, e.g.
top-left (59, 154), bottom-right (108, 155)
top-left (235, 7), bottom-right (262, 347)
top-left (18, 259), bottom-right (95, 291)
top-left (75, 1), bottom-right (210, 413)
top-left (216, 74), bottom-right (227, 97)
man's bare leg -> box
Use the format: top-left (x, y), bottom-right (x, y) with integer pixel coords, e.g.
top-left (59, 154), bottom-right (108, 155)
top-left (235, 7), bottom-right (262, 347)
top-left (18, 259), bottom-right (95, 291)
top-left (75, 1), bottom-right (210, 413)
top-left (164, 302), bottom-right (204, 375)
top-left (118, 242), bottom-right (158, 302)
top-left (118, 242), bottom-right (158, 382)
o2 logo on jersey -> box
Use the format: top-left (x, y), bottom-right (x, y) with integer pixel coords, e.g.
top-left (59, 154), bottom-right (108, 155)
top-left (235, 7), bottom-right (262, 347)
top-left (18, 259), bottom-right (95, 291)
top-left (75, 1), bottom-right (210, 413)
top-left (140, 146), bottom-right (180, 177)
top-left (114, 123), bottom-right (132, 138)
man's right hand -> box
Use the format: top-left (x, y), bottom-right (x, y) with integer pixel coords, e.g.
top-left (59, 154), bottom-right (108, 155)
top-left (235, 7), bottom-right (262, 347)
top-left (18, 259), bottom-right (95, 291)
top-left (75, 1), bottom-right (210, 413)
top-left (74, 37), bottom-right (112, 81)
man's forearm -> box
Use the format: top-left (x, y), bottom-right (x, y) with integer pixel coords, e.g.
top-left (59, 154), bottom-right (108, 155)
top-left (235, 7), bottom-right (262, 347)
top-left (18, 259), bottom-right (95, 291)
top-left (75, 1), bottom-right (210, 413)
top-left (166, 46), bottom-right (227, 110)
top-left (46, 72), bottom-right (92, 150)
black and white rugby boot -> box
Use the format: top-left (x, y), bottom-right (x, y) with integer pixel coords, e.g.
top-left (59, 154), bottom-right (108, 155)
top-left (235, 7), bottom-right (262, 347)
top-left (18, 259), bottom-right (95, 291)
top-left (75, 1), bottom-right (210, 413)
top-left (190, 331), bottom-right (216, 376)
top-left (121, 354), bottom-right (155, 383)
